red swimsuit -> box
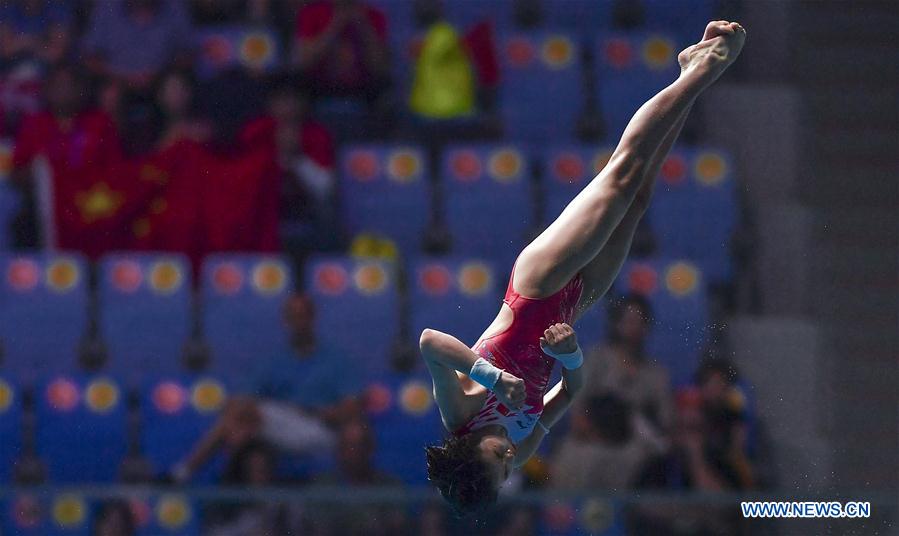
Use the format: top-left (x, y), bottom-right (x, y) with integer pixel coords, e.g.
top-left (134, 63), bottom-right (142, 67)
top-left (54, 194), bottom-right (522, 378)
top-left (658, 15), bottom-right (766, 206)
top-left (452, 265), bottom-right (584, 443)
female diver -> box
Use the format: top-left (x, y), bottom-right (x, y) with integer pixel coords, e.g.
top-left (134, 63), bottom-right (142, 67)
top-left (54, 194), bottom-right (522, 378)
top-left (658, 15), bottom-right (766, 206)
top-left (421, 21), bottom-right (746, 516)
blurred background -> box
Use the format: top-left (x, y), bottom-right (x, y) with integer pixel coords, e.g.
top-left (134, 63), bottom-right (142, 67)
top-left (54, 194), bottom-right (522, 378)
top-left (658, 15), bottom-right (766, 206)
top-left (0, 0), bottom-right (896, 534)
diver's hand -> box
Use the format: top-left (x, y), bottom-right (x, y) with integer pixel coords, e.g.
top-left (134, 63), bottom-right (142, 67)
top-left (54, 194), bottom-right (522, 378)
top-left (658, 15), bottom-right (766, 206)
top-left (494, 370), bottom-right (526, 410)
top-left (540, 323), bottom-right (578, 355)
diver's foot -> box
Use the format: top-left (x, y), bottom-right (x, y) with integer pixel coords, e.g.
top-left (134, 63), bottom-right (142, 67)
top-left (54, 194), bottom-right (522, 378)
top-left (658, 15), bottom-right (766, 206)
top-left (677, 21), bottom-right (746, 88)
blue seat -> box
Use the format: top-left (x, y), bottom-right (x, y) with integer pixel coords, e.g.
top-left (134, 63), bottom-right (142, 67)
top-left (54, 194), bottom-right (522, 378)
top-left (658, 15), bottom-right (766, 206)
top-left (201, 254), bottom-right (293, 381)
top-left (365, 369), bottom-right (446, 485)
top-left (498, 31), bottom-right (583, 142)
top-left (445, 0), bottom-right (514, 29)
top-left (647, 147), bottom-right (736, 283)
top-left (390, 29), bottom-right (421, 100)
top-left (132, 494), bottom-right (201, 536)
top-left (195, 26), bottom-right (280, 78)
top-left (0, 253), bottom-right (88, 383)
top-left (0, 375), bottom-right (21, 482)
top-left (612, 259), bottom-right (708, 386)
top-left (542, 0), bottom-right (613, 36)
top-left (538, 497), bottom-right (625, 536)
top-left (98, 254), bottom-right (192, 384)
top-left (35, 374), bottom-right (128, 482)
top-left (304, 256), bottom-right (399, 376)
top-left (441, 144), bottom-right (533, 269)
top-left (3, 493), bottom-right (93, 536)
top-left (409, 257), bottom-right (502, 347)
top-left (140, 375), bottom-right (229, 483)
top-left (540, 144), bottom-right (616, 224)
top-left (596, 32), bottom-right (680, 137)
top-left (339, 144), bottom-right (431, 255)
top-left (686, 147), bottom-right (737, 283)
top-left (642, 0), bottom-right (715, 47)
top-left (646, 146), bottom-right (695, 260)
top-left (366, 0), bottom-right (415, 34)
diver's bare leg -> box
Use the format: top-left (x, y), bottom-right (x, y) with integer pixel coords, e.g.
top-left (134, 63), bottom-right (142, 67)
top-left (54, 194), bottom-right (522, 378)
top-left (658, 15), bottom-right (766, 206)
top-left (515, 21), bottom-right (746, 298)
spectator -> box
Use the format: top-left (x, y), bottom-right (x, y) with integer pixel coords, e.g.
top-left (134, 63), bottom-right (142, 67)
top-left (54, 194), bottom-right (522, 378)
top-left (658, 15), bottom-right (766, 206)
top-left (154, 68), bottom-right (209, 148)
top-left (303, 418), bottom-right (409, 535)
top-left (635, 359), bottom-right (754, 492)
top-left (692, 358), bottom-right (754, 490)
top-left (0, 0), bottom-right (73, 126)
top-left (10, 63), bottom-right (121, 252)
top-left (549, 395), bottom-right (665, 491)
top-left (293, 0), bottom-right (389, 103)
top-left (0, 0), bottom-right (73, 65)
top-left (92, 500), bottom-right (136, 536)
top-left (82, 0), bottom-right (193, 91)
top-left (267, 74), bottom-right (337, 251)
top-left (207, 441), bottom-right (287, 536)
top-left (172, 293), bottom-right (363, 482)
top-left (575, 294), bottom-right (674, 437)
top-left (629, 363), bottom-right (753, 535)
top-left (408, 0), bottom-right (499, 122)
top-left (314, 419), bottom-right (402, 486)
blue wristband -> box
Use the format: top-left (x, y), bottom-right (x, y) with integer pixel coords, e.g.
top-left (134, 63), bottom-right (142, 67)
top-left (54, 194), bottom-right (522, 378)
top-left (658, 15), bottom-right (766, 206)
top-left (542, 345), bottom-right (584, 370)
top-left (469, 357), bottom-right (502, 389)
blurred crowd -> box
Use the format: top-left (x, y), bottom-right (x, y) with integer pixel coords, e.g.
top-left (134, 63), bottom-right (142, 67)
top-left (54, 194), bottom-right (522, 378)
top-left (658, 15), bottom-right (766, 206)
top-left (0, 0), bottom-right (730, 264)
top-left (81, 288), bottom-right (761, 535)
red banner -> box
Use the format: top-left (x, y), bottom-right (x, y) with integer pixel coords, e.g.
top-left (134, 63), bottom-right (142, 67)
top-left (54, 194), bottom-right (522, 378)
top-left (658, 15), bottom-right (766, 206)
top-left (13, 110), bottom-right (280, 265)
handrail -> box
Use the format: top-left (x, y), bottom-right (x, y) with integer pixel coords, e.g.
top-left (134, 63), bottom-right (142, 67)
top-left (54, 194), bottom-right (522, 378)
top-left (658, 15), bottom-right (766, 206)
top-left (0, 485), bottom-right (895, 506)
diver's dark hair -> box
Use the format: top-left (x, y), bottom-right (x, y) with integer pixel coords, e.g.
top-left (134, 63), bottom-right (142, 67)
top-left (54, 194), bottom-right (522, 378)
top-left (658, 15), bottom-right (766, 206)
top-left (425, 434), bottom-right (498, 518)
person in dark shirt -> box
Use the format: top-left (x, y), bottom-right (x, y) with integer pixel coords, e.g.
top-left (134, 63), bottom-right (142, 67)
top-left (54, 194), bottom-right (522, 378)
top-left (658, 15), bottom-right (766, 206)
top-left (293, 0), bottom-right (389, 102)
top-left (303, 419), bottom-right (409, 535)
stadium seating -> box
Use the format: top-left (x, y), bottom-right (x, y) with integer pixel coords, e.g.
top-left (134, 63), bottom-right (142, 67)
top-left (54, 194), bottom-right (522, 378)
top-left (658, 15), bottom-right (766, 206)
top-left (339, 144), bottom-right (431, 254)
top-left (445, 0), bottom-right (514, 29)
top-left (304, 256), bottom-right (400, 376)
top-left (140, 375), bottom-right (229, 483)
top-left (365, 368), bottom-right (446, 485)
top-left (612, 258), bottom-right (709, 385)
top-left (201, 254), bottom-right (293, 381)
top-left (366, 0), bottom-right (416, 33)
top-left (441, 144), bottom-right (533, 270)
top-left (132, 494), bottom-right (201, 536)
top-left (195, 27), bottom-right (280, 79)
top-left (542, 0), bottom-right (614, 37)
top-left (0, 253), bottom-right (88, 383)
top-left (648, 147), bottom-right (736, 283)
top-left (641, 0), bottom-right (716, 47)
top-left (596, 32), bottom-right (680, 137)
top-left (538, 498), bottom-right (625, 536)
top-left (1, 493), bottom-right (200, 536)
top-left (409, 257), bottom-right (502, 348)
top-left (2, 493), bottom-right (92, 536)
top-left (498, 31), bottom-right (583, 142)
top-left (539, 144), bottom-right (617, 224)
top-left (98, 254), bottom-right (192, 384)
top-left (0, 374), bottom-right (21, 482)
top-left (35, 374), bottom-right (128, 483)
